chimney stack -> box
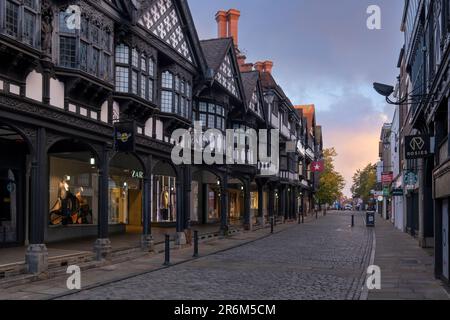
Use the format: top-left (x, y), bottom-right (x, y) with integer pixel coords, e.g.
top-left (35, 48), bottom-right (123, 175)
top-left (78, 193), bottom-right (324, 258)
top-left (227, 9), bottom-right (240, 48)
top-left (240, 63), bottom-right (254, 73)
top-left (263, 60), bottom-right (274, 74)
top-left (254, 60), bottom-right (274, 74)
top-left (215, 11), bottom-right (228, 38)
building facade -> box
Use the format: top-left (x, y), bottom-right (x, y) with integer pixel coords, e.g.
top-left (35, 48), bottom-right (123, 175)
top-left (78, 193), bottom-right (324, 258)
top-left (379, 0), bottom-right (450, 284)
top-left (0, 0), bottom-right (323, 274)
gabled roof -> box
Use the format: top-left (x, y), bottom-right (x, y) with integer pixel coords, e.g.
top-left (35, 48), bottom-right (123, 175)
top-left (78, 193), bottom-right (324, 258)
top-left (241, 71), bottom-right (259, 104)
top-left (295, 104), bottom-right (316, 133)
top-left (200, 38), bottom-right (233, 75)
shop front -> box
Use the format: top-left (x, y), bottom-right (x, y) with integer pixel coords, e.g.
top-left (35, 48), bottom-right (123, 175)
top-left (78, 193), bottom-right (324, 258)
top-left (191, 169), bottom-right (221, 225)
top-left (0, 125), bottom-right (28, 247)
top-left (152, 161), bottom-right (178, 226)
top-left (47, 140), bottom-right (102, 242)
top-left (109, 153), bottom-right (144, 234)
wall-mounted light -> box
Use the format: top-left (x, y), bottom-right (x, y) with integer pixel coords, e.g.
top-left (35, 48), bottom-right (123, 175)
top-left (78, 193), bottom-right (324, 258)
top-left (240, 185), bottom-right (244, 191)
top-left (65, 175), bottom-right (71, 181)
top-left (90, 157), bottom-right (95, 165)
top-left (217, 180), bottom-right (221, 185)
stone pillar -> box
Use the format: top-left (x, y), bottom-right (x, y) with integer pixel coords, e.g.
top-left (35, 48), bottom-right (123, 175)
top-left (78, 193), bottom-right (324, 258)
top-left (243, 180), bottom-right (251, 230)
top-left (280, 185), bottom-right (286, 223)
top-left (94, 145), bottom-right (112, 261)
top-left (26, 128), bottom-right (48, 274)
top-left (220, 174), bottom-right (229, 236)
top-left (257, 182), bottom-right (264, 226)
top-left (141, 163), bottom-right (154, 251)
top-left (175, 171), bottom-right (186, 245)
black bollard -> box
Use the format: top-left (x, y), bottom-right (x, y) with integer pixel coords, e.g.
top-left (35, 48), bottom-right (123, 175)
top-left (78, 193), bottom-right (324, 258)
top-left (270, 217), bottom-right (274, 234)
top-left (193, 230), bottom-right (199, 258)
top-left (351, 215), bottom-right (354, 227)
top-left (164, 234), bottom-right (170, 266)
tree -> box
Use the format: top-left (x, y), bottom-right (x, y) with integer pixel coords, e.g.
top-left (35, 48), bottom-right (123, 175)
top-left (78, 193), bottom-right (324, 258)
top-left (315, 148), bottom-right (345, 208)
top-left (351, 163), bottom-right (377, 204)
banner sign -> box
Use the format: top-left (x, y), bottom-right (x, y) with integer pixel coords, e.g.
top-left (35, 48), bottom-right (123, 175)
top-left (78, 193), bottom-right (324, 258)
top-left (405, 135), bottom-right (431, 159)
top-left (114, 121), bottom-right (136, 152)
top-left (381, 172), bottom-right (393, 184)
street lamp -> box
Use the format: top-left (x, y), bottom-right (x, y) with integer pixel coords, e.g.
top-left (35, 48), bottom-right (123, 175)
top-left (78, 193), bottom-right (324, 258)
top-left (373, 81), bottom-right (437, 105)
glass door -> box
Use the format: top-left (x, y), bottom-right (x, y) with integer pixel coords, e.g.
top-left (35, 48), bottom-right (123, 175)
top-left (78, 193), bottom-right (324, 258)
top-left (0, 169), bottom-right (19, 245)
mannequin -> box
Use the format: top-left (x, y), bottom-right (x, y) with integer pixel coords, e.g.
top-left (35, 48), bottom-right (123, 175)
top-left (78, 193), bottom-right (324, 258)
top-left (161, 186), bottom-right (169, 221)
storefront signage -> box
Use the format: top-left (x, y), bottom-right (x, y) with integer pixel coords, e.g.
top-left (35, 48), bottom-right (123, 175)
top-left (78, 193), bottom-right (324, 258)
top-left (131, 170), bottom-right (144, 179)
top-left (383, 187), bottom-right (390, 197)
top-left (405, 135), bottom-right (432, 159)
top-left (114, 121), bottom-right (136, 152)
top-left (391, 188), bottom-right (404, 196)
top-left (403, 171), bottom-right (418, 186)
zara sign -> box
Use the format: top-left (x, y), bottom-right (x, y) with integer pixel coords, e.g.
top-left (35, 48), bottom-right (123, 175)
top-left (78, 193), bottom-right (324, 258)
top-left (405, 135), bottom-right (432, 160)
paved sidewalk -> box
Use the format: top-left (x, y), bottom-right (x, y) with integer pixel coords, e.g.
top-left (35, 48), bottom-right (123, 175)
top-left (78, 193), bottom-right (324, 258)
top-left (0, 221), bottom-right (299, 300)
top-left (369, 216), bottom-right (450, 300)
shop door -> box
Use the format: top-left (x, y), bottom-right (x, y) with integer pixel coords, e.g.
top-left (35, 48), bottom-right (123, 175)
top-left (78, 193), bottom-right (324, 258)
top-left (128, 190), bottom-right (142, 229)
top-left (0, 169), bottom-right (22, 246)
top-left (443, 199), bottom-right (449, 280)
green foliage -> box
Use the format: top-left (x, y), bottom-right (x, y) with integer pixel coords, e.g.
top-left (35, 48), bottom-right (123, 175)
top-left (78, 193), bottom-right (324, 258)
top-left (351, 163), bottom-right (377, 202)
top-left (315, 148), bottom-right (345, 205)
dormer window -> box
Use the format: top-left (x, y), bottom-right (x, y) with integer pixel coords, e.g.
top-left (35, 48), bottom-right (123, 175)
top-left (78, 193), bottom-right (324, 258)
top-left (1, 0), bottom-right (40, 48)
top-left (58, 10), bottom-right (112, 82)
top-left (160, 70), bottom-right (191, 119)
top-left (114, 44), bottom-right (155, 102)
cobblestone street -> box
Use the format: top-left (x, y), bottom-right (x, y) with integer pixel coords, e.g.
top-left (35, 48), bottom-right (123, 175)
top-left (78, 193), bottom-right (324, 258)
top-left (61, 212), bottom-right (373, 300)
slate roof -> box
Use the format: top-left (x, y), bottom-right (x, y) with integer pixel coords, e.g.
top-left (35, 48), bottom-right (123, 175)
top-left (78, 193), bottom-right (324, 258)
top-left (199, 38), bottom-right (232, 74)
top-left (241, 71), bottom-right (259, 104)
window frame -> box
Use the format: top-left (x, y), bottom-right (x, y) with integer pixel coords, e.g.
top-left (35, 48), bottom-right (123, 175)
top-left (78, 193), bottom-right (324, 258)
top-left (114, 43), bottom-right (156, 102)
top-left (1, 0), bottom-right (40, 48)
top-left (193, 100), bottom-right (226, 130)
top-left (57, 10), bottom-right (113, 82)
top-left (159, 69), bottom-right (192, 119)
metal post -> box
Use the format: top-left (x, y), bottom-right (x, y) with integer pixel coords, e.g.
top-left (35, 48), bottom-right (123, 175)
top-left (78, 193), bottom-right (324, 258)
top-left (315, 210), bottom-right (318, 219)
top-left (193, 230), bottom-right (199, 258)
top-left (351, 215), bottom-right (354, 227)
top-left (270, 217), bottom-right (274, 234)
top-left (164, 234), bottom-right (170, 266)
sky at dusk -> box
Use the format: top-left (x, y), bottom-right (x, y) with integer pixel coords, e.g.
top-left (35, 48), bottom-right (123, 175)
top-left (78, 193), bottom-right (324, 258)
top-left (188, 0), bottom-right (405, 197)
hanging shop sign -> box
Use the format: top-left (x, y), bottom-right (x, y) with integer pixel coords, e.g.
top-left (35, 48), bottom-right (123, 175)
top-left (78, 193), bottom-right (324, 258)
top-left (114, 121), bottom-right (136, 152)
top-left (403, 171), bottom-right (418, 186)
top-left (391, 188), bottom-right (404, 196)
top-left (381, 172), bottom-right (393, 185)
top-left (383, 187), bottom-right (390, 197)
top-left (405, 135), bottom-right (432, 159)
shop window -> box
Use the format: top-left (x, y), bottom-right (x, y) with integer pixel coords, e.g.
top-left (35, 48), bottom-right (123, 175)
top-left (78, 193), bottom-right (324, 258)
top-left (48, 150), bottom-right (98, 226)
top-left (152, 175), bottom-right (177, 223)
top-left (58, 9), bottom-right (112, 82)
top-left (109, 154), bottom-right (143, 227)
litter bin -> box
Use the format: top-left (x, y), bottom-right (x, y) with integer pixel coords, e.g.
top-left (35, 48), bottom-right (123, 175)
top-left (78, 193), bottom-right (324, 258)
top-left (366, 211), bottom-right (375, 227)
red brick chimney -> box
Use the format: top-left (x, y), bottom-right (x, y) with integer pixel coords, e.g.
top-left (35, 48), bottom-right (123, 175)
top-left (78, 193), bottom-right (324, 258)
top-left (215, 11), bottom-right (228, 38)
top-left (227, 9), bottom-right (240, 48)
top-left (263, 60), bottom-right (274, 74)
top-left (254, 61), bottom-right (264, 73)
top-left (240, 63), bottom-right (254, 73)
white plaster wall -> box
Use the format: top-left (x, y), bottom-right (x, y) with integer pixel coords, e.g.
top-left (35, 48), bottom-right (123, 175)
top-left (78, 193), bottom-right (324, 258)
top-left (25, 70), bottom-right (43, 102)
top-left (145, 117), bottom-right (153, 137)
top-left (155, 120), bottom-right (163, 140)
top-left (50, 77), bottom-right (65, 109)
top-left (100, 101), bottom-right (108, 123)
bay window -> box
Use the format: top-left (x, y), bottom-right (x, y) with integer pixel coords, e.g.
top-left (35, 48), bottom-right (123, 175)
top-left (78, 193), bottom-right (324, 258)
top-left (1, 0), bottom-right (40, 48)
top-left (114, 44), bottom-right (155, 102)
top-left (160, 70), bottom-right (191, 119)
top-left (58, 10), bottom-right (112, 82)
top-left (193, 101), bottom-right (225, 130)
